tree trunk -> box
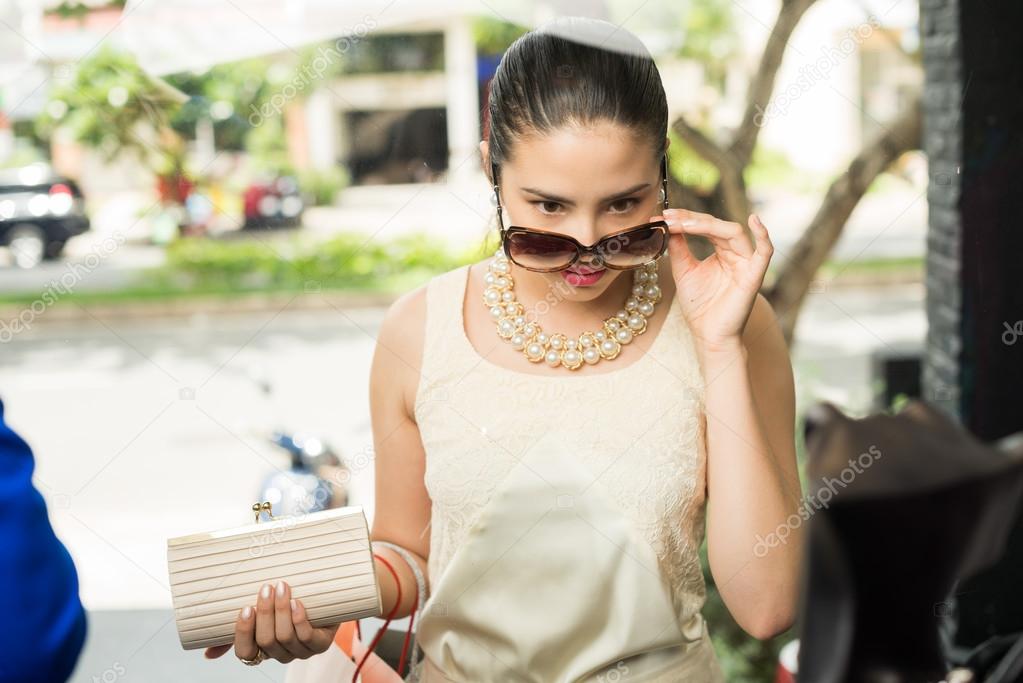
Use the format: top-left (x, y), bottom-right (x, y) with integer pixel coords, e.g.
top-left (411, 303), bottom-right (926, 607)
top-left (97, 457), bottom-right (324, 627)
top-left (663, 0), bottom-right (922, 347)
top-left (765, 95), bottom-right (922, 344)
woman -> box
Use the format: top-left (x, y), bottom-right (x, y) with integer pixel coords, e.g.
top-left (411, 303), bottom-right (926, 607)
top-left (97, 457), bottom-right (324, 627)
top-left (207, 15), bottom-right (803, 681)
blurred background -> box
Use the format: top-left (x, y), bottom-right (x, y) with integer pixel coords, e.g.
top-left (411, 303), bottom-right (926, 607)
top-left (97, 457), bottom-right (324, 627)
top-left (2, 0), bottom-right (1017, 681)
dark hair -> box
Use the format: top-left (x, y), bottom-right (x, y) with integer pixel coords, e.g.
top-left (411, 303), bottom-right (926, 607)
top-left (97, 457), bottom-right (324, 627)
top-left (485, 16), bottom-right (669, 185)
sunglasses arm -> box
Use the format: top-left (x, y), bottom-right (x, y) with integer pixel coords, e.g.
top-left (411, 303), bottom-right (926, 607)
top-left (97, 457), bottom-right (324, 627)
top-left (491, 161), bottom-right (506, 239)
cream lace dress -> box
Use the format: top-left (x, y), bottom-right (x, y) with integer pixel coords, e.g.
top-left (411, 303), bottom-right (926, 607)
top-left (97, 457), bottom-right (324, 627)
top-left (405, 261), bottom-right (726, 683)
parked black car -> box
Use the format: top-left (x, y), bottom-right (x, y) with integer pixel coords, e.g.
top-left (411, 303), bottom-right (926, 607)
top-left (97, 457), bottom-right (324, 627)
top-left (0, 164), bottom-right (90, 268)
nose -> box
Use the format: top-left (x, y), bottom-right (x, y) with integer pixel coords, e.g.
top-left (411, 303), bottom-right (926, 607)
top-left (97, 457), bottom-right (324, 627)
top-left (577, 248), bottom-right (604, 268)
top-left (577, 219), bottom-right (609, 255)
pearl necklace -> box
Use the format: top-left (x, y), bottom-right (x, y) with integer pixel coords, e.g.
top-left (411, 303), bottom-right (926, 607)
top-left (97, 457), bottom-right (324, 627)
top-left (482, 248), bottom-right (664, 371)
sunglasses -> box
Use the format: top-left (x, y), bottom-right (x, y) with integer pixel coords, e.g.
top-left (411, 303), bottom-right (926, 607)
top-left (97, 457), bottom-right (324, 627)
top-left (491, 153), bottom-right (671, 273)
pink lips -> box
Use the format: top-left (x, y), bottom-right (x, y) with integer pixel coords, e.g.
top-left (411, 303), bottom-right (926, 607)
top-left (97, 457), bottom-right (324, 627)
top-left (561, 268), bottom-right (606, 285)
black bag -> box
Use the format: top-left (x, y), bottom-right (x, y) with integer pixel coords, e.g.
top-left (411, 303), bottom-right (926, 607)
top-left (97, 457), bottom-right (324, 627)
top-left (795, 399), bottom-right (1023, 683)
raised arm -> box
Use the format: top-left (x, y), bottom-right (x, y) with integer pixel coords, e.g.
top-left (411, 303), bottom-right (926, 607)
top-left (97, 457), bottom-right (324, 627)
top-left (656, 208), bottom-right (802, 640)
top-left (702, 293), bottom-right (802, 639)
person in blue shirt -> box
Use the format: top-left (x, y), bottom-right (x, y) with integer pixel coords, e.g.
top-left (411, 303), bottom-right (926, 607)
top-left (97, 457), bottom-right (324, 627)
top-left (0, 397), bottom-right (87, 682)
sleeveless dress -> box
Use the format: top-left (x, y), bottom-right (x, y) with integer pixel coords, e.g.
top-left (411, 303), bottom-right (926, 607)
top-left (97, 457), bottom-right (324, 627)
top-left (406, 260), bottom-right (726, 683)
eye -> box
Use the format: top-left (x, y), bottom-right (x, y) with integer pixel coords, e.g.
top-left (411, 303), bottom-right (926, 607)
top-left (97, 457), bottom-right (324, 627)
top-left (608, 198), bottom-right (639, 214)
top-left (532, 201), bottom-right (563, 215)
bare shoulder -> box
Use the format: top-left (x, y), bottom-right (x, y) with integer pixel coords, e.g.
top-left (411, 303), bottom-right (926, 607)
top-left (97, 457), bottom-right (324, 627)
top-left (372, 281), bottom-right (428, 421)
top-left (372, 264), bottom-right (474, 419)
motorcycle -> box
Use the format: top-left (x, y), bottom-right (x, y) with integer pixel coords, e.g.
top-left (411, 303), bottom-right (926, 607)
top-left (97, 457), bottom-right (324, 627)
top-left (247, 366), bottom-right (350, 519)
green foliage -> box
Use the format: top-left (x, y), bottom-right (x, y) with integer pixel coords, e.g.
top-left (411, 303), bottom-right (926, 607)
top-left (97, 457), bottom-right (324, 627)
top-left (0, 139), bottom-right (45, 169)
top-left (164, 57), bottom-right (284, 151)
top-left (472, 17), bottom-right (530, 55)
top-left (45, 1), bottom-right (125, 20)
top-left (155, 232), bottom-right (479, 293)
top-left (677, 0), bottom-right (742, 88)
top-left (245, 113), bottom-right (293, 176)
top-left (34, 45), bottom-right (315, 179)
top-left (35, 45), bottom-right (186, 169)
top-left (887, 392), bottom-right (911, 414)
top-left (667, 129), bottom-right (720, 192)
top-left (298, 166), bottom-right (350, 206)
top-left (745, 145), bottom-right (825, 193)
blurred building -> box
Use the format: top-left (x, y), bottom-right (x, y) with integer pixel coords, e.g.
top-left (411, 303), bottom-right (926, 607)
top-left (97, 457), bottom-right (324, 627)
top-left (0, 0), bottom-right (923, 245)
top-left (284, 18), bottom-right (481, 188)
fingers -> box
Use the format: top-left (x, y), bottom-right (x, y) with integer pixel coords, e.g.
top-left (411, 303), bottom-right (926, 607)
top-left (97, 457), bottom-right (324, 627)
top-left (274, 581), bottom-right (316, 659)
top-left (748, 213), bottom-right (774, 267)
top-left (291, 597), bottom-right (336, 653)
top-left (230, 581), bottom-right (335, 665)
top-left (233, 604), bottom-right (259, 663)
top-left (664, 209), bottom-right (754, 259)
top-left (255, 582), bottom-right (294, 663)
top-left (204, 643), bottom-right (232, 659)
top-left (667, 229), bottom-right (697, 273)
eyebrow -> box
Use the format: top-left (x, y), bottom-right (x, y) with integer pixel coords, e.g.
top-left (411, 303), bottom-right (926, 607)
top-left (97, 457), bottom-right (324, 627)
top-left (519, 182), bottom-right (651, 204)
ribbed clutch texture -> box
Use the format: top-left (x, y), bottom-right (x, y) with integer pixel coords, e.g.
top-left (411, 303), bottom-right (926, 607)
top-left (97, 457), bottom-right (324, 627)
top-left (167, 505), bottom-right (381, 650)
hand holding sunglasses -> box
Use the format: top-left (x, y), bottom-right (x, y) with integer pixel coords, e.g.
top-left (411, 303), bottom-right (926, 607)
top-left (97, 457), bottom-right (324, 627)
top-left (658, 207), bottom-right (775, 355)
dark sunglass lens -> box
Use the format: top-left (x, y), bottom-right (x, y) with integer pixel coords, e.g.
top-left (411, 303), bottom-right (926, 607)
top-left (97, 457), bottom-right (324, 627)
top-left (603, 226), bottom-right (665, 268)
top-left (506, 232), bottom-right (577, 270)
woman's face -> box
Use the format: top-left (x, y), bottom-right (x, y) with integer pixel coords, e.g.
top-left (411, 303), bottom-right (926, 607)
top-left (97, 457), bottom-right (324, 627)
top-left (484, 122), bottom-right (667, 303)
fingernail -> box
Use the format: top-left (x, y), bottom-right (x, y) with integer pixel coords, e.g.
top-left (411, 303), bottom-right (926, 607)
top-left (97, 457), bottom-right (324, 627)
top-left (242, 606), bottom-right (252, 620)
top-left (261, 584), bottom-right (271, 599)
top-left (276, 580), bottom-right (286, 597)
top-left (291, 598), bottom-right (298, 613)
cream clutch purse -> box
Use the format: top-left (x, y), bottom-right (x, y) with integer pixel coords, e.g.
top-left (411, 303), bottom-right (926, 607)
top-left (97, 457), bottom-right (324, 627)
top-left (167, 502), bottom-right (382, 650)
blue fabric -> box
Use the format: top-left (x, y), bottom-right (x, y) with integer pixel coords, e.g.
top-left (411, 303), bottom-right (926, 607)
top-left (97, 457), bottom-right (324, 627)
top-left (0, 398), bottom-right (87, 683)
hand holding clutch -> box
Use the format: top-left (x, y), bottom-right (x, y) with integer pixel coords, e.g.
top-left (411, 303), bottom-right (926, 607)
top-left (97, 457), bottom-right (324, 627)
top-left (203, 579), bottom-right (340, 665)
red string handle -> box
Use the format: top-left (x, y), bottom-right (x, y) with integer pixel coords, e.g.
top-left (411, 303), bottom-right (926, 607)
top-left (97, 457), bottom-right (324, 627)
top-left (351, 552), bottom-right (419, 682)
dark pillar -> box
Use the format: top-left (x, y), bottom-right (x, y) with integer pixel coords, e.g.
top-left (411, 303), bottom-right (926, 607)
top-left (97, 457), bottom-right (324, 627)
top-left (921, 0), bottom-right (1023, 647)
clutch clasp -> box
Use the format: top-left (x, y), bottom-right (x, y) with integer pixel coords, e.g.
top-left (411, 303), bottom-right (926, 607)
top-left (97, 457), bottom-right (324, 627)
top-left (252, 501), bottom-right (276, 523)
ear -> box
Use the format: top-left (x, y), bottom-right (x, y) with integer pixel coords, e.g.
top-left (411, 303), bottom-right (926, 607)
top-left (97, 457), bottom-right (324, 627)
top-left (480, 140), bottom-right (490, 171)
